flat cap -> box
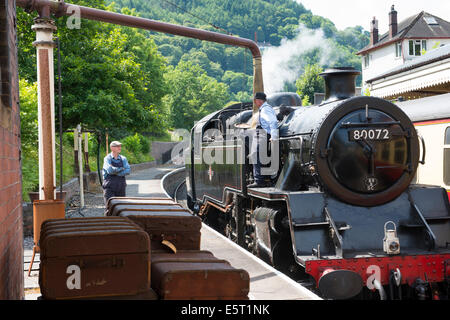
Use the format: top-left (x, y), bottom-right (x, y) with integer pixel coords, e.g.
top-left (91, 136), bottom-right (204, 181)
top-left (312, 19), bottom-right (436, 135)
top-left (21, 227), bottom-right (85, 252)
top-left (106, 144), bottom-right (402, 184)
top-left (110, 141), bottom-right (122, 147)
top-left (254, 92), bottom-right (267, 100)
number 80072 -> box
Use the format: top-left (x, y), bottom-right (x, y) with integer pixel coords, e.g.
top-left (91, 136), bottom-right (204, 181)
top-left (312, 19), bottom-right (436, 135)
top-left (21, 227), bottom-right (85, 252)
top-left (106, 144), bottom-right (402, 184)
top-left (349, 128), bottom-right (391, 141)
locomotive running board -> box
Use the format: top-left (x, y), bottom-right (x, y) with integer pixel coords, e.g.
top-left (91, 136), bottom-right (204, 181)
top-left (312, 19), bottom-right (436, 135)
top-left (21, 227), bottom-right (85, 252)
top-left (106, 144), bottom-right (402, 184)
top-left (247, 187), bottom-right (287, 200)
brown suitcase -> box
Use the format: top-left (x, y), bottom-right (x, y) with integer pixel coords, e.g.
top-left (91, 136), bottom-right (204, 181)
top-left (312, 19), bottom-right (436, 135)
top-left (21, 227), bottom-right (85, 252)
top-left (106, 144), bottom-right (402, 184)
top-left (106, 196), bottom-right (173, 208)
top-left (151, 258), bottom-right (250, 300)
top-left (106, 197), bottom-right (181, 216)
top-left (117, 210), bottom-right (202, 251)
top-left (39, 217), bottom-right (151, 300)
top-left (107, 203), bottom-right (185, 217)
top-left (152, 250), bottom-right (216, 263)
top-left (40, 217), bottom-right (141, 237)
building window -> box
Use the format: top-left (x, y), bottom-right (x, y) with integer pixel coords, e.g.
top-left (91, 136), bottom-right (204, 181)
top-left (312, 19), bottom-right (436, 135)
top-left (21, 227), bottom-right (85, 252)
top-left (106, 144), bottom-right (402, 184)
top-left (444, 127), bottom-right (450, 185)
top-left (395, 42), bottom-right (402, 58)
top-left (424, 16), bottom-right (438, 26)
top-left (363, 54), bottom-right (370, 68)
top-left (409, 40), bottom-right (427, 56)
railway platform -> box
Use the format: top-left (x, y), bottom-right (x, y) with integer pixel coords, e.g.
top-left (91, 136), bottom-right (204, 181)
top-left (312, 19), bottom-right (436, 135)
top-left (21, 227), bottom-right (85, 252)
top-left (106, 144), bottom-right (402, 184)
top-left (24, 164), bottom-right (320, 300)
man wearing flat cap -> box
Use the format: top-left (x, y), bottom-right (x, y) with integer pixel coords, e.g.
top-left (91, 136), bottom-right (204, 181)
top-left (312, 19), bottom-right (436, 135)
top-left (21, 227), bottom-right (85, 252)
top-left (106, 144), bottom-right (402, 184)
top-left (248, 92), bottom-right (279, 188)
top-left (102, 140), bottom-right (131, 206)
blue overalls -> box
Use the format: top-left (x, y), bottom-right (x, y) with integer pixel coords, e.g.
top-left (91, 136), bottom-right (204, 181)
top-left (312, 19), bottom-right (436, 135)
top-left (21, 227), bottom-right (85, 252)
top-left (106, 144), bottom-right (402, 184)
top-left (102, 155), bottom-right (127, 206)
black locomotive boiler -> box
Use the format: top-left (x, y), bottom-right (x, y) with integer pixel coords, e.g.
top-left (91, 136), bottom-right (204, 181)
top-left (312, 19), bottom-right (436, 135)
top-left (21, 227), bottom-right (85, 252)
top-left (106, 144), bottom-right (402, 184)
top-left (184, 67), bottom-right (450, 299)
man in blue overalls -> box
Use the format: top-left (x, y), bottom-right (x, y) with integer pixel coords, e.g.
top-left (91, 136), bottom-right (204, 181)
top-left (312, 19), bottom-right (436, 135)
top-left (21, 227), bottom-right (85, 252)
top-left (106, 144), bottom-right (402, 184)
top-left (102, 140), bottom-right (131, 206)
top-left (248, 92), bottom-right (279, 188)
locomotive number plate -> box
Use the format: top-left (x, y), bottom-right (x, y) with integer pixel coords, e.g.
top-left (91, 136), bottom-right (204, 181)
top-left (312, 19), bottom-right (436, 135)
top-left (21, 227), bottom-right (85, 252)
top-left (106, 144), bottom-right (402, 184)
top-left (349, 128), bottom-right (391, 141)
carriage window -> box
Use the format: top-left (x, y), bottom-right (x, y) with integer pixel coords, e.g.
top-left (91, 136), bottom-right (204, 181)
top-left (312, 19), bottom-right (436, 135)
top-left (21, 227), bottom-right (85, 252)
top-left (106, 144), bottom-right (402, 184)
top-left (444, 127), bottom-right (450, 185)
top-left (445, 127), bottom-right (450, 144)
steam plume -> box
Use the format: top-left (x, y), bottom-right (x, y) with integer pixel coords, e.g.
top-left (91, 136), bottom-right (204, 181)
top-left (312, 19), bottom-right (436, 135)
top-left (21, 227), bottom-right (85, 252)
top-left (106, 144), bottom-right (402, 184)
top-left (262, 24), bottom-right (340, 94)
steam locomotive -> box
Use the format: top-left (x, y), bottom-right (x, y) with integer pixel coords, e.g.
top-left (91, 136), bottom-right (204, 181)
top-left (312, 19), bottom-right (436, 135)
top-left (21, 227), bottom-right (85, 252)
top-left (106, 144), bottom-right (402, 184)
top-left (184, 67), bottom-right (450, 299)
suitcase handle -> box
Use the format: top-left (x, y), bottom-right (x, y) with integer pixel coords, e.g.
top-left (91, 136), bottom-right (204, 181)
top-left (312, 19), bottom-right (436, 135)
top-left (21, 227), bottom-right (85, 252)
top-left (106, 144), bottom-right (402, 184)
top-left (78, 257), bottom-right (124, 269)
top-left (161, 240), bottom-right (177, 254)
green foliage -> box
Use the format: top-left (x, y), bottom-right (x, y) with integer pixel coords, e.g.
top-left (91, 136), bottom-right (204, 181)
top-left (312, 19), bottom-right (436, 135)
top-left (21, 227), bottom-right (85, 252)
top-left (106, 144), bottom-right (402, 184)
top-left (122, 133), bottom-right (143, 155)
top-left (222, 71), bottom-right (252, 97)
top-left (18, 1), bottom-right (169, 134)
top-left (119, 133), bottom-right (152, 164)
top-left (19, 79), bottom-right (39, 198)
top-left (163, 61), bottom-right (229, 130)
top-left (296, 64), bottom-right (325, 104)
top-left (19, 79), bottom-right (38, 153)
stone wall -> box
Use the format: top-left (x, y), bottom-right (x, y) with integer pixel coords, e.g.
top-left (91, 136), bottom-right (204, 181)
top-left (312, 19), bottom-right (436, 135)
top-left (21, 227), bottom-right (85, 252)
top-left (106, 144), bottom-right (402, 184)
top-left (151, 141), bottom-right (179, 164)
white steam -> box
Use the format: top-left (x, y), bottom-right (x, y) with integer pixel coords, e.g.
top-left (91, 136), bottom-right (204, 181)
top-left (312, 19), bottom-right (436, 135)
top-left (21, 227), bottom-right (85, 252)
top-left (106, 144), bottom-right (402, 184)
top-left (262, 24), bottom-right (339, 94)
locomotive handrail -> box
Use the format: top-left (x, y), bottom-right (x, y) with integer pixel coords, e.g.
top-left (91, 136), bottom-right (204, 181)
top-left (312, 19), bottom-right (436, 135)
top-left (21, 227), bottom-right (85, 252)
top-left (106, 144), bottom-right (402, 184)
top-left (418, 134), bottom-right (426, 165)
top-left (411, 203), bottom-right (436, 250)
top-left (323, 207), bottom-right (344, 258)
top-left (340, 121), bottom-right (401, 127)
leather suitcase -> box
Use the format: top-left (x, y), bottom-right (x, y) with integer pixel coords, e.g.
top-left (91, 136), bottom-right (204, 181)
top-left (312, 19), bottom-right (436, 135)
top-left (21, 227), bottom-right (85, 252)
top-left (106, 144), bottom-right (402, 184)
top-left (106, 196), bottom-right (173, 208)
top-left (117, 210), bottom-right (202, 251)
top-left (106, 197), bottom-right (181, 216)
top-left (39, 217), bottom-right (151, 300)
top-left (151, 258), bottom-right (250, 300)
top-left (152, 250), bottom-right (216, 263)
top-left (107, 203), bottom-right (185, 217)
top-left (40, 217), bottom-right (141, 237)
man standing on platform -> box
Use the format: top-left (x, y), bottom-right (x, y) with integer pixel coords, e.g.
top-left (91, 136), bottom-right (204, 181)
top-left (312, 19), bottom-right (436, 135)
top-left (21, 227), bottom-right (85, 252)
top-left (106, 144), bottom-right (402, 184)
top-left (102, 140), bottom-right (131, 206)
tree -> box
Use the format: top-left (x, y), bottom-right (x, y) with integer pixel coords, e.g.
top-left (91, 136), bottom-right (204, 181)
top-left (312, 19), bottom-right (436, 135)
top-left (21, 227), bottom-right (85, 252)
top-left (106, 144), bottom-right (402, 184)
top-left (19, 79), bottom-right (38, 153)
top-left (222, 71), bottom-right (251, 95)
top-left (295, 64), bottom-right (324, 104)
top-left (163, 61), bottom-right (229, 130)
top-left (180, 50), bottom-right (224, 79)
top-left (17, 0), bottom-right (169, 134)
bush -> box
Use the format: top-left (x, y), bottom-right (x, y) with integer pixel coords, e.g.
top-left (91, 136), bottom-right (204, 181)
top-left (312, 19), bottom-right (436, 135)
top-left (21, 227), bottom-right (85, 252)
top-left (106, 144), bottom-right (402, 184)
top-left (120, 133), bottom-right (152, 164)
top-left (122, 133), bottom-right (142, 155)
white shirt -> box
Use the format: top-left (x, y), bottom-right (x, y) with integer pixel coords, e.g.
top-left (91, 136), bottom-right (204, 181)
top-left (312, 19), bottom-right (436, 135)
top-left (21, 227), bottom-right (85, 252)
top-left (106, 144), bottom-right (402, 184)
top-left (258, 102), bottom-right (279, 139)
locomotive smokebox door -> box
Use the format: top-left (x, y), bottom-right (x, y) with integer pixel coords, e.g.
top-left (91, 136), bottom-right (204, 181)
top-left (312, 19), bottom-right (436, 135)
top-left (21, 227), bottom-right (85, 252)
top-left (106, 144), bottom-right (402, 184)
top-left (383, 221), bottom-right (400, 255)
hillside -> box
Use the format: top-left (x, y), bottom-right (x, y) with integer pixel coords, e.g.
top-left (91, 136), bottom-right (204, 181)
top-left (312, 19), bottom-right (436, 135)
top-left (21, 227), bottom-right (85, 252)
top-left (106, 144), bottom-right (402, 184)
top-left (107, 0), bottom-right (369, 95)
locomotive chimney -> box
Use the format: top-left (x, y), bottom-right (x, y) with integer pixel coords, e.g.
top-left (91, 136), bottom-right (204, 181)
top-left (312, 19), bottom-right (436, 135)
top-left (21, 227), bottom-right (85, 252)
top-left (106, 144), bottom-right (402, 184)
top-left (319, 67), bottom-right (361, 104)
top-left (389, 5), bottom-right (398, 38)
top-left (370, 17), bottom-right (379, 45)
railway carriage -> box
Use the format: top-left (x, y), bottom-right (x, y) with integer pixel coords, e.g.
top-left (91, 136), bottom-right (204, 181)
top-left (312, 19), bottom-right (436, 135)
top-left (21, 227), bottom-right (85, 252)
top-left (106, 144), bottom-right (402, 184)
top-left (397, 93), bottom-right (450, 202)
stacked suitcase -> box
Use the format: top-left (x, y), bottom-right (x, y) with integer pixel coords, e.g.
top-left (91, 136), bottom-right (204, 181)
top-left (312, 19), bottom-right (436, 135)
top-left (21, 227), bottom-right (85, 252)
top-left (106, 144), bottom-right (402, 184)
top-left (39, 216), bottom-right (156, 300)
top-left (106, 197), bottom-right (201, 251)
top-left (38, 197), bottom-right (250, 300)
top-left (151, 250), bottom-right (250, 300)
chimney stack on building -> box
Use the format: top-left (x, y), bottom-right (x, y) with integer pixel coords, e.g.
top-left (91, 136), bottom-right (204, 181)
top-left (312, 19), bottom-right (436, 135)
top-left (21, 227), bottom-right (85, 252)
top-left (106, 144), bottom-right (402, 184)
top-left (389, 5), bottom-right (398, 38)
top-left (370, 17), bottom-right (379, 45)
